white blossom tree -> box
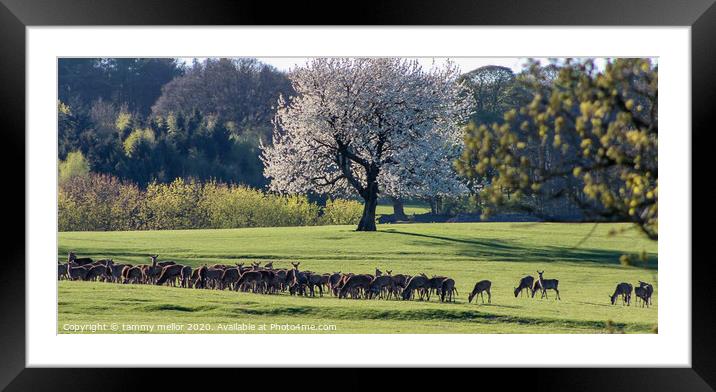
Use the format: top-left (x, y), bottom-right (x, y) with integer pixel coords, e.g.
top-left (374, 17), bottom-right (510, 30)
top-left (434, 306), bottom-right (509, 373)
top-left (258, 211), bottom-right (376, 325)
top-left (261, 58), bottom-right (473, 231)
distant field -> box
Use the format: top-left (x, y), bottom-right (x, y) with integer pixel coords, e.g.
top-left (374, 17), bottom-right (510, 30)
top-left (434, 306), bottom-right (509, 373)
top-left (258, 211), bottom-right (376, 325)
top-left (375, 202), bottom-right (431, 217)
top-left (58, 222), bottom-right (658, 334)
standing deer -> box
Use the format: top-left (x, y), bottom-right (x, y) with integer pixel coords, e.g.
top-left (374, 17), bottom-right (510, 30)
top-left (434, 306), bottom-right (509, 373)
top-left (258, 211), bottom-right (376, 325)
top-left (67, 252), bottom-right (93, 266)
top-left (610, 282), bottom-right (633, 305)
top-left (634, 286), bottom-right (651, 307)
top-left (156, 264), bottom-right (184, 286)
top-left (533, 271), bottom-right (561, 300)
top-left (58, 263), bottom-right (69, 280)
top-left (514, 275), bottom-right (534, 298)
top-left (638, 281), bottom-right (654, 305)
top-left (468, 280), bottom-right (492, 304)
top-left (440, 278), bottom-right (458, 303)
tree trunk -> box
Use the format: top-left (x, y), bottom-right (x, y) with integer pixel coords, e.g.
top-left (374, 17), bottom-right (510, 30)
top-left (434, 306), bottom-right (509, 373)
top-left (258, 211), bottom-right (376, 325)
top-left (357, 181), bottom-right (379, 231)
top-left (391, 197), bottom-right (407, 220)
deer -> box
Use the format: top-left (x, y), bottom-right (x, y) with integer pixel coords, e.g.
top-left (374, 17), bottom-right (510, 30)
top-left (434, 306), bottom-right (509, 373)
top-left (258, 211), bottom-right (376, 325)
top-left (375, 268), bottom-right (383, 277)
top-left (440, 278), bottom-right (458, 303)
top-left (427, 275), bottom-right (448, 301)
top-left (305, 272), bottom-right (325, 297)
top-left (143, 256), bottom-right (163, 284)
top-left (204, 267), bottom-right (225, 289)
top-left (339, 274), bottom-right (373, 299)
top-left (401, 275), bottom-right (431, 301)
top-left (180, 265), bottom-right (193, 288)
top-left (368, 275), bottom-right (397, 299)
top-left (514, 275), bottom-right (534, 298)
top-left (634, 286), bottom-right (650, 308)
top-left (220, 267), bottom-right (242, 290)
top-left (84, 264), bottom-right (112, 281)
top-left (58, 263), bottom-right (69, 280)
top-left (150, 255), bottom-right (176, 268)
top-left (533, 271), bottom-right (561, 300)
top-left (236, 265), bottom-right (264, 293)
top-left (191, 265), bottom-right (208, 289)
top-left (468, 280), bottom-right (492, 304)
top-left (328, 272), bottom-right (343, 296)
top-left (638, 281), bottom-right (654, 305)
top-left (156, 264), bottom-right (184, 286)
top-left (67, 251), bottom-right (93, 266)
top-left (122, 265), bottom-right (144, 284)
top-left (610, 282), bottom-right (633, 305)
top-left (67, 264), bottom-right (90, 280)
top-left (109, 263), bottom-right (129, 283)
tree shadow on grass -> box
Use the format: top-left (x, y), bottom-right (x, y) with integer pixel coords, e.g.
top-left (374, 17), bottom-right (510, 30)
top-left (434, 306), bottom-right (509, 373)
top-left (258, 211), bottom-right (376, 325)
top-left (380, 229), bottom-right (657, 269)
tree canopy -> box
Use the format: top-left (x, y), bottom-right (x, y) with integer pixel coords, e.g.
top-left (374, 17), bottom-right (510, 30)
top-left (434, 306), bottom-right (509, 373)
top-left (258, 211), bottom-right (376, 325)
top-left (261, 58), bottom-right (473, 231)
top-left (456, 59), bottom-right (658, 239)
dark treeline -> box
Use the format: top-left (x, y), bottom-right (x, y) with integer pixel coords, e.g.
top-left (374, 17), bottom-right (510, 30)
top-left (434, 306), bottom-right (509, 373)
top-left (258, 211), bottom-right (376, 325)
top-left (58, 58), bottom-right (292, 187)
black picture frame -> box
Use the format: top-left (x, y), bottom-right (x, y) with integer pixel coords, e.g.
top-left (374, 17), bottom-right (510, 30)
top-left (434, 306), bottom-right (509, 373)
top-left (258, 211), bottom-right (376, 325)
top-left (1, 0), bottom-right (713, 389)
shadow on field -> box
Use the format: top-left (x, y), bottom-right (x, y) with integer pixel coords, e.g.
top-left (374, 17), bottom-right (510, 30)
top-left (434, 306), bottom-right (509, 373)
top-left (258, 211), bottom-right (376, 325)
top-left (380, 229), bottom-right (657, 269)
top-left (227, 304), bottom-right (653, 332)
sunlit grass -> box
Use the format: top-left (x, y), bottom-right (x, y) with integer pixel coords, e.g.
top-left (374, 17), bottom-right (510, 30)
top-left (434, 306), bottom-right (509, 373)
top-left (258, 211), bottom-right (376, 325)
top-left (58, 222), bottom-right (657, 334)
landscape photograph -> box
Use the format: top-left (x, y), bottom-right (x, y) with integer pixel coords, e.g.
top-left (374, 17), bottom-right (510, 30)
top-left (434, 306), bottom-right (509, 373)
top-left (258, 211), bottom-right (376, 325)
top-left (57, 56), bottom-right (658, 334)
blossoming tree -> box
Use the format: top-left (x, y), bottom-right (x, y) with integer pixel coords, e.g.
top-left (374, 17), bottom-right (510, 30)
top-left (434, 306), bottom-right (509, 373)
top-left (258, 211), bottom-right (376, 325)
top-left (261, 58), bottom-right (472, 231)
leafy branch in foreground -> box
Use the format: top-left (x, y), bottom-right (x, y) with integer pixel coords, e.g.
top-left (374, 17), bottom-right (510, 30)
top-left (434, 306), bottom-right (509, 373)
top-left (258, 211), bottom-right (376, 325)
top-left (456, 58), bottom-right (657, 240)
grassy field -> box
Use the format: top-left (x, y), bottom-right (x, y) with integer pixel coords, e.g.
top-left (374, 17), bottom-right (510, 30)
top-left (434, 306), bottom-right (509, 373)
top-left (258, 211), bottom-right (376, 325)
top-left (58, 222), bottom-right (657, 334)
top-left (375, 202), bottom-right (431, 217)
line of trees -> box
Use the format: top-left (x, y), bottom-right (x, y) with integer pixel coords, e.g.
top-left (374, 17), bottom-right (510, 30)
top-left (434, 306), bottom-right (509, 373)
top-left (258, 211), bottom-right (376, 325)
top-left (58, 57), bottom-right (658, 238)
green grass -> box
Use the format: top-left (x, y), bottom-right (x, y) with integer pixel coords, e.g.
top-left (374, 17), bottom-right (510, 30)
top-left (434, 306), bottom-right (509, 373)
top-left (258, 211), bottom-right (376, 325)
top-left (58, 222), bottom-right (657, 334)
top-left (375, 202), bottom-right (431, 217)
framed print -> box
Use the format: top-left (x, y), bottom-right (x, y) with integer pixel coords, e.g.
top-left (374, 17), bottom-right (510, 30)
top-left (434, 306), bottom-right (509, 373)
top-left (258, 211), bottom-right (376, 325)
top-left (2, 0), bottom-right (714, 389)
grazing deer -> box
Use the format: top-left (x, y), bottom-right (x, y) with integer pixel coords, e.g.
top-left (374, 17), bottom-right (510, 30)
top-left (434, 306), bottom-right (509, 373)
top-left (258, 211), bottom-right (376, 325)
top-left (638, 281), bottom-right (654, 305)
top-left (192, 265), bottom-right (208, 289)
top-left (440, 278), bottom-right (458, 303)
top-left (84, 265), bottom-right (112, 281)
top-left (67, 264), bottom-right (90, 280)
top-left (67, 251), bottom-right (93, 266)
top-left (533, 271), bottom-right (561, 300)
top-left (401, 275), bottom-right (430, 301)
top-left (109, 263), bottom-right (128, 283)
top-left (122, 266), bottom-right (144, 284)
top-left (514, 275), bottom-right (534, 298)
top-left (237, 269), bottom-right (264, 293)
top-left (468, 280), bottom-right (492, 304)
top-left (58, 263), bottom-right (69, 280)
top-left (220, 267), bottom-right (241, 290)
top-left (328, 272), bottom-right (343, 296)
top-left (156, 264), bottom-right (184, 286)
top-left (610, 282), bottom-right (633, 305)
top-left (204, 268), bottom-right (225, 289)
top-left (368, 275), bottom-right (397, 299)
top-left (427, 276), bottom-right (448, 301)
top-left (339, 274), bottom-right (373, 299)
top-left (305, 272), bottom-right (325, 297)
top-left (180, 265), bottom-right (192, 288)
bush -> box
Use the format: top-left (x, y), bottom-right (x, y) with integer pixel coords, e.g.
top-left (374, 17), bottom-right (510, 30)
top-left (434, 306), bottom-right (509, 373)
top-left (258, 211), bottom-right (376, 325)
top-left (59, 174), bottom-right (141, 231)
top-left (59, 173), bottom-right (333, 231)
top-left (321, 199), bottom-right (363, 225)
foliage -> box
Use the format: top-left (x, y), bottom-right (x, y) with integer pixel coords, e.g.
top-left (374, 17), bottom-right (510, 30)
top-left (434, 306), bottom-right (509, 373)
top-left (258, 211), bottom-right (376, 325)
top-left (58, 173), bottom-right (359, 231)
top-left (320, 199), bottom-right (363, 225)
top-left (58, 150), bottom-right (90, 184)
top-left (262, 58), bottom-right (473, 231)
top-left (457, 59), bottom-right (658, 239)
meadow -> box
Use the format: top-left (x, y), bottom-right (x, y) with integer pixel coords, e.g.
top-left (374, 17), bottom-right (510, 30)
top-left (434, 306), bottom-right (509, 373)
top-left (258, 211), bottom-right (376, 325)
top-left (58, 222), bottom-right (658, 334)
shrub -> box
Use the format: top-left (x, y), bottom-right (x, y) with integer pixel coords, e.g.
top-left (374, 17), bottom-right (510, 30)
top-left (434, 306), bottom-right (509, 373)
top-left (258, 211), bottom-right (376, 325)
top-left (58, 173), bottom-right (356, 231)
top-left (321, 199), bottom-right (363, 225)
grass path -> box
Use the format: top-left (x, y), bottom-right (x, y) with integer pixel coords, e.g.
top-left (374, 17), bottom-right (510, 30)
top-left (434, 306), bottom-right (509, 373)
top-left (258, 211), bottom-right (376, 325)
top-left (58, 222), bottom-right (657, 334)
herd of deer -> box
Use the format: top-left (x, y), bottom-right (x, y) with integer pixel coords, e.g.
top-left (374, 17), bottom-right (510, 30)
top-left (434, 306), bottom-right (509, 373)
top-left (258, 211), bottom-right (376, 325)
top-left (58, 252), bottom-right (653, 306)
top-left (609, 281), bottom-right (654, 307)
